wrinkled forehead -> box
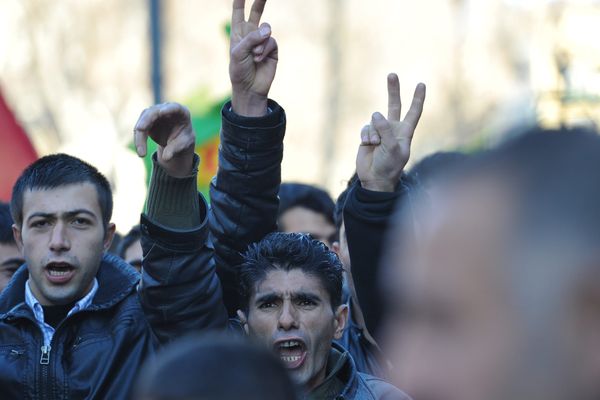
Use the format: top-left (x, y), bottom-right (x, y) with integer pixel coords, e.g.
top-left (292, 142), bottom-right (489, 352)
top-left (252, 268), bottom-right (330, 300)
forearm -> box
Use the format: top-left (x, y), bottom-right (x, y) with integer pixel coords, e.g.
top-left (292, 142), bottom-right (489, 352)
top-left (209, 99), bottom-right (286, 315)
top-left (344, 178), bottom-right (409, 338)
top-left (140, 152), bottom-right (227, 340)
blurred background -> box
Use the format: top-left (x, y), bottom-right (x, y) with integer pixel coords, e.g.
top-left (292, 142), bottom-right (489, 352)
top-left (1, 0), bottom-right (599, 233)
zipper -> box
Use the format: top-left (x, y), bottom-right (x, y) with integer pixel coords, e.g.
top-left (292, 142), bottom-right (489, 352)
top-left (40, 345), bottom-right (51, 365)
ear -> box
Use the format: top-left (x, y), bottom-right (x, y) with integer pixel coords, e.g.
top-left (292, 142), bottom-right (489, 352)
top-left (333, 304), bottom-right (349, 340)
top-left (12, 224), bottom-right (23, 252)
top-left (103, 223), bottom-right (116, 252)
top-left (237, 309), bottom-right (250, 335)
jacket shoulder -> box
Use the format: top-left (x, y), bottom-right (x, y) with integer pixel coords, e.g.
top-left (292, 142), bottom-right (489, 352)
top-left (357, 372), bottom-right (412, 400)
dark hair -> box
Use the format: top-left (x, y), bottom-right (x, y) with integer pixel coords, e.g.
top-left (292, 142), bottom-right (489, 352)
top-left (278, 183), bottom-right (335, 226)
top-left (240, 232), bottom-right (344, 311)
top-left (0, 202), bottom-right (15, 244)
top-left (135, 334), bottom-right (300, 400)
top-left (10, 154), bottom-right (113, 229)
top-left (116, 225), bottom-right (141, 259)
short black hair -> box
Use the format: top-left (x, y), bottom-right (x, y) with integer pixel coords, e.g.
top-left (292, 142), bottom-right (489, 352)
top-left (278, 183), bottom-right (335, 226)
top-left (116, 225), bottom-right (141, 259)
top-left (135, 334), bottom-right (300, 400)
top-left (10, 154), bottom-right (113, 229)
top-left (240, 232), bottom-right (344, 311)
top-left (0, 202), bottom-right (15, 244)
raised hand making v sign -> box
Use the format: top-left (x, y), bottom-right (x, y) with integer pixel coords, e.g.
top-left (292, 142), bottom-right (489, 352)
top-left (357, 74), bottom-right (426, 192)
top-left (230, 0), bottom-right (278, 117)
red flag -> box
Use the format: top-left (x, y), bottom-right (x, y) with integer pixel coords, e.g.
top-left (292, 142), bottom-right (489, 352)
top-left (0, 89), bottom-right (37, 201)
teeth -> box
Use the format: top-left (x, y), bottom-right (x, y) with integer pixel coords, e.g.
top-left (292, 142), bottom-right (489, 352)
top-left (280, 340), bottom-right (300, 348)
top-left (48, 269), bottom-right (70, 276)
top-left (281, 356), bottom-right (301, 363)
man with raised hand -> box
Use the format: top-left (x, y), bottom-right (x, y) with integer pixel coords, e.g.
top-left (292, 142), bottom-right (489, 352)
top-left (210, 0), bottom-right (286, 317)
top-left (0, 102), bottom-right (226, 399)
top-left (338, 74), bottom-right (425, 345)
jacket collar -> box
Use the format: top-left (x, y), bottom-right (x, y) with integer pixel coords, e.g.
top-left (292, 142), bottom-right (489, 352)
top-left (331, 342), bottom-right (360, 398)
top-left (0, 253), bottom-right (139, 320)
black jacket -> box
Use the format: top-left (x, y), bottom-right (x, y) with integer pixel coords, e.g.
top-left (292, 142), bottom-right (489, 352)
top-left (0, 200), bottom-right (227, 399)
top-left (343, 178), bottom-right (411, 340)
top-left (209, 100), bottom-right (286, 316)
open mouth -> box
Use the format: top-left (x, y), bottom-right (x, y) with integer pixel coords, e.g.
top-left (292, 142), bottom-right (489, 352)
top-left (45, 262), bottom-right (75, 284)
top-left (274, 339), bottom-right (307, 369)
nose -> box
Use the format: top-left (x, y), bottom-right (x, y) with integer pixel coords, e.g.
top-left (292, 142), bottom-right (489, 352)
top-left (49, 222), bottom-right (71, 252)
top-left (277, 301), bottom-right (299, 331)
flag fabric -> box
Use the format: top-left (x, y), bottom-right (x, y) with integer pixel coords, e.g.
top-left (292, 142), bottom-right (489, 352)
top-left (0, 89), bottom-right (37, 201)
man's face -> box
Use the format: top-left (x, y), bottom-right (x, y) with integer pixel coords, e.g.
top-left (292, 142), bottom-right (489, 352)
top-left (0, 241), bottom-right (24, 292)
top-left (13, 183), bottom-right (115, 306)
top-left (279, 207), bottom-right (336, 247)
top-left (241, 269), bottom-right (347, 391)
top-left (385, 180), bottom-right (521, 400)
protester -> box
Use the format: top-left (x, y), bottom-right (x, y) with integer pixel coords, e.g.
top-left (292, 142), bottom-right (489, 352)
top-left (384, 127), bottom-right (600, 400)
top-left (0, 101), bottom-right (227, 398)
top-left (237, 232), bottom-right (410, 399)
top-left (135, 334), bottom-right (300, 400)
top-left (117, 224), bottom-right (142, 271)
top-left (278, 183), bottom-right (337, 247)
top-left (0, 202), bottom-right (24, 293)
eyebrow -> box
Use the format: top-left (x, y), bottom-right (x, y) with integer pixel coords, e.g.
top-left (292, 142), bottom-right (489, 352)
top-left (0, 257), bottom-right (24, 267)
top-left (253, 291), bottom-right (323, 305)
top-left (26, 209), bottom-right (98, 223)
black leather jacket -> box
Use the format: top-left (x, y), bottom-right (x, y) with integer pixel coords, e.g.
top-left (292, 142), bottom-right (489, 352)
top-left (210, 99), bottom-right (286, 316)
top-left (0, 199), bottom-right (227, 399)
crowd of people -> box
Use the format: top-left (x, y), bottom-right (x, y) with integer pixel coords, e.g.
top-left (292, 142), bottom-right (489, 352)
top-left (0, 0), bottom-right (599, 399)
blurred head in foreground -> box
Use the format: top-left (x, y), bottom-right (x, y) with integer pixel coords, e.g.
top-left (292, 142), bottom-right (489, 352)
top-left (135, 334), bottom-right (299, 400)
top-left (385, 127), bottom-right (600, 400)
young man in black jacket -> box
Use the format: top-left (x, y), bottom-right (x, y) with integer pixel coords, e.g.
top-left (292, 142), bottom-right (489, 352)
top-left (0, 102), bottom-right (227, 399)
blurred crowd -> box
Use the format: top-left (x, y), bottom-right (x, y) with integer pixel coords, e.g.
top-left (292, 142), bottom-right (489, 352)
top-left (1, 1), bottom-right (599, 400)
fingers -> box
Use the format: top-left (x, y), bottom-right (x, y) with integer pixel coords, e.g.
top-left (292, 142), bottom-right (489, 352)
top-left (372, 112), bottom-right (396, 149)
top-left (158, 102), bottom-right (191, 121)
top-left (254, 36), bottom-right (277, 62)
top-left (134, 129), bottom-right (148, 157)
top-left (134, 107), bottom-right (160, 157)
top-left (232, 0), bottom-right (246, 25)
top-left (360, 124), bottom-right (380, 146)
top-left (403, 82), bottom-right (426, 130)
top-left (248, 0), bottom-right (267, 26)
top-left (231, 23), bottom-right (271, 61)
top-left (387, 73), bottom-right (401, 121)
top-left (161, 128), bottom-right (195, 161)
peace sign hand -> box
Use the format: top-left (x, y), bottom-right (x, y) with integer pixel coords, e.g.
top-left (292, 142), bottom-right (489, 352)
top-left (230, 0), bottom-right (278, 117)
top-left (356, 74), bottom-right (426, 192)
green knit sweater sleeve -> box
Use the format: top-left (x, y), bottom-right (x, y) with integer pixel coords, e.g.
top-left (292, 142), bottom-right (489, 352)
top-left (145, 152), bottom-right (201, 229)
